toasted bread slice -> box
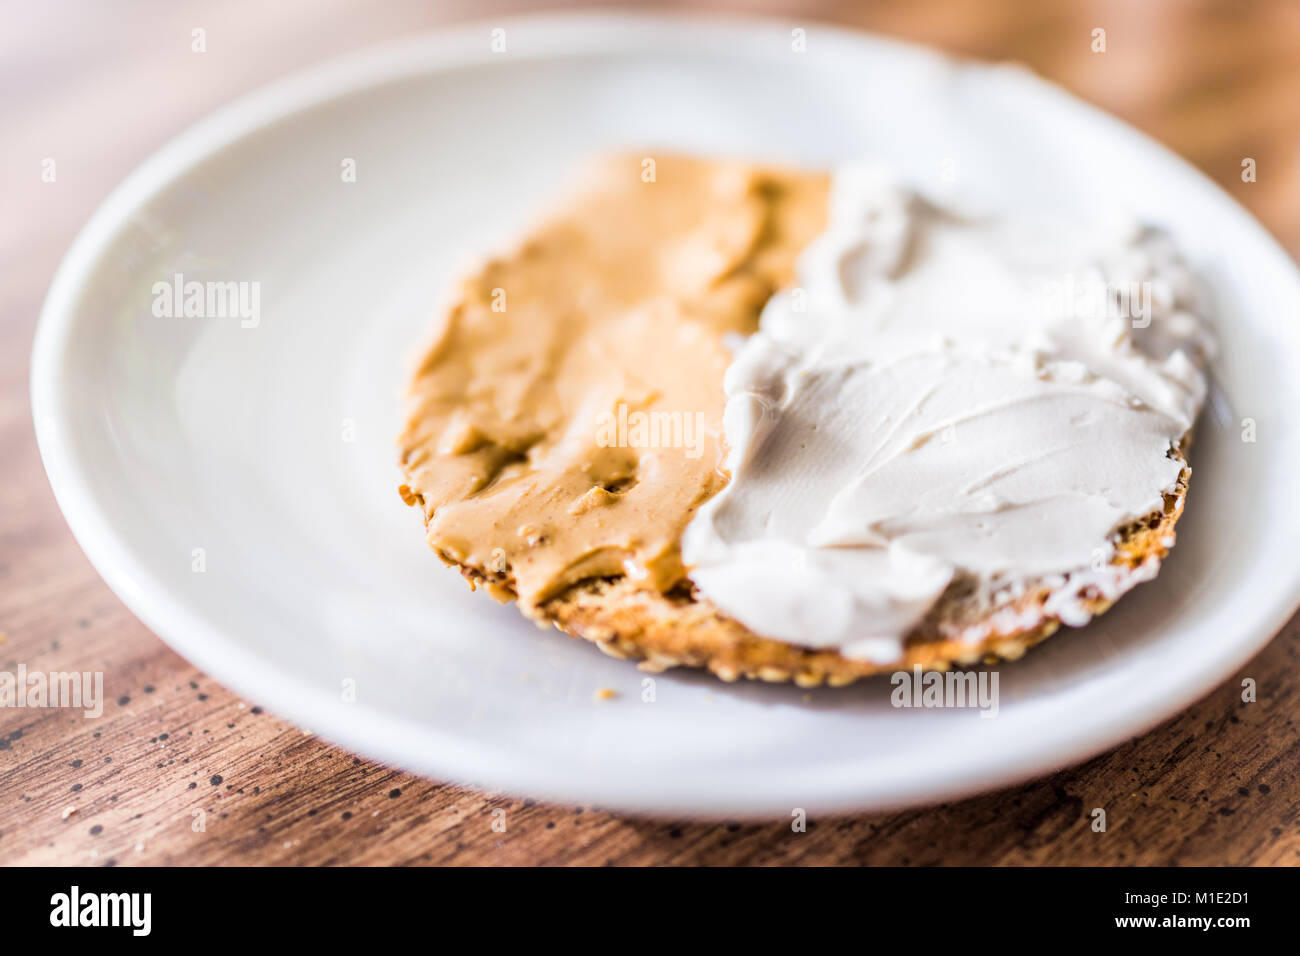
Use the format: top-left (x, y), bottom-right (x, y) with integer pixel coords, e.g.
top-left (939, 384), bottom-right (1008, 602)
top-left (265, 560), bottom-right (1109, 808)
top-left (398, 154), bottom-right (1194, 685)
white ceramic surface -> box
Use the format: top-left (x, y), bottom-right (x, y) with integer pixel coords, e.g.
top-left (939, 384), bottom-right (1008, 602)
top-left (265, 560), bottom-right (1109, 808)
top-left (31, 13), bottom-right (1300, 816)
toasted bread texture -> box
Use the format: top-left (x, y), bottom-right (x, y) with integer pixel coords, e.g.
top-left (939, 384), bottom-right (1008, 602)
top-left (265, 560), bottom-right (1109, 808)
top-left (418, 455), bottom-right (1189, 686)
top-left (540, 457), bottom-right (1190, 685)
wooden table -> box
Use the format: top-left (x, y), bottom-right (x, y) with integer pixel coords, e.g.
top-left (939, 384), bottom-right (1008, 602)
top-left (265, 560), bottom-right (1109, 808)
top-left (3, 0), bottom-right (1298, 866)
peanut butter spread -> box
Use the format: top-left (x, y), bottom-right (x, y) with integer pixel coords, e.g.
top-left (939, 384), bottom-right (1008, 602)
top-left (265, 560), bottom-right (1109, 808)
top-left (398, 154), bottom-right (829, 614)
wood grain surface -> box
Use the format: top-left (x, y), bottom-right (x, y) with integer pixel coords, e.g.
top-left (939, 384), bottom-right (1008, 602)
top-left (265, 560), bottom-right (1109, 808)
top-left (2, 0), bottom-right (1298, 867)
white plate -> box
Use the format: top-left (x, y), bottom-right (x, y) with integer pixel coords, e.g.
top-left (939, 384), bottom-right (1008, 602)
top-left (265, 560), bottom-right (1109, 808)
top-left (32, 13), bottom-right (1300, 816)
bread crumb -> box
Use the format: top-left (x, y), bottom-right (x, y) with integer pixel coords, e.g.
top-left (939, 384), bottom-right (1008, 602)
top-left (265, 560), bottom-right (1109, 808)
top-left (60, 806), bottom-right (76, 820)
top-left (594, 688), bottom-right (618, 701)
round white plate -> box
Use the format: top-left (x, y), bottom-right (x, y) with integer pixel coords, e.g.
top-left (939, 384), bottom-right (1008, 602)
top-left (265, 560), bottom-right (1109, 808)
top-left (32, 13), bottom-right (1300, 816)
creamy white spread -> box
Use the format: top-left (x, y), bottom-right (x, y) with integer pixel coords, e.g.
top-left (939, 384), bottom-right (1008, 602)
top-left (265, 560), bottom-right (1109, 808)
top-left (681, 166), bottom-right (1213, 663)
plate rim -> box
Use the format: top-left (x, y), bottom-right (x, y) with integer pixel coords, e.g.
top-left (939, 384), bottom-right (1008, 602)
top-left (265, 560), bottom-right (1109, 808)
top-left (29, 10), bottom-right (1300, 817)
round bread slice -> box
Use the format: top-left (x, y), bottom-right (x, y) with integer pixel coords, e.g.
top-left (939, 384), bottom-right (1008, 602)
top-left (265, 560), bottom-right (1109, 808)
top-left (398, 153), bottom-right (1196, 686)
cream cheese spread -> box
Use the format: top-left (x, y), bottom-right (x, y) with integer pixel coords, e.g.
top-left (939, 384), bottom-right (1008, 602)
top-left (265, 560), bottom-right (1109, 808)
top-left (682, 165), bottom-right (1213, 663)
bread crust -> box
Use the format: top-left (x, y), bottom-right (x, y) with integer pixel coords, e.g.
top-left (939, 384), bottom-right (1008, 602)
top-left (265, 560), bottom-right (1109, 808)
top-left (398, 154), bottom-right (1198, 685)
top-left (425, 453), bottom-right (1190, 687)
